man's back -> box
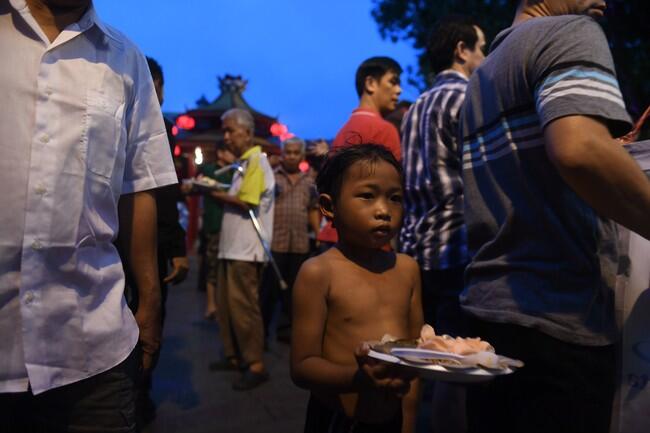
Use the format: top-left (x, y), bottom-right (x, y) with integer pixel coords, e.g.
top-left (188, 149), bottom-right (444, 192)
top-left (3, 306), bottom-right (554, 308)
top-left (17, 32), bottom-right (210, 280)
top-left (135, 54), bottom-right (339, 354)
top-left (460, 15), bottom-right (632, 345)
top-left (332, 108), bottom-right (401, 160)
top-left (401, 70), bottom-right (469, 271)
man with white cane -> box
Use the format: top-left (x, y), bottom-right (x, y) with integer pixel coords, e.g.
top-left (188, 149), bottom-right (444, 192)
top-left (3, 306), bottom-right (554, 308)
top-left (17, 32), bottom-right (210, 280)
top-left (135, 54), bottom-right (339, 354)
top-left (207, 108), bottom-right (275, 391)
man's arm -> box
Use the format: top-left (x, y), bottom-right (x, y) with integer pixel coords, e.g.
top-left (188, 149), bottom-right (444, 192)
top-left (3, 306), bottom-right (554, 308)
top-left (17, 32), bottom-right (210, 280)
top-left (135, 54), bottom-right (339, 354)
top-left (209, 190), bottom-right (250, 212)
top-left (308, 208), bottom-right (321, 240)
top-left (545, 115), bottom-right (650, 239)
top-left (117, 190), bottom-right (161, 372)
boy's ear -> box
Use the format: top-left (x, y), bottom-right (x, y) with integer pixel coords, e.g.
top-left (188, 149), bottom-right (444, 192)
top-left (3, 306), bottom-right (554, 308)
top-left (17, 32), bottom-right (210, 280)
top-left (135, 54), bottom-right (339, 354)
top-left (319, 193), bottom-right (335, 222)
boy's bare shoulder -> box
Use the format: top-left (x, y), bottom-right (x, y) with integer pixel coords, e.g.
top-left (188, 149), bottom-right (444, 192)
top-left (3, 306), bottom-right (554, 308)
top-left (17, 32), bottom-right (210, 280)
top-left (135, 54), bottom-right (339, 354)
top-left (296, 250), bottom-right (336, 288)
top-left (394, 253), bottom-right (420, 274)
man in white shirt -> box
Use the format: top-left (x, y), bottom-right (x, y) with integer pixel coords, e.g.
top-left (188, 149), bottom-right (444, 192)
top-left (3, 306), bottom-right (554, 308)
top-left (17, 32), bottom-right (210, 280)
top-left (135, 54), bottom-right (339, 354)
top-left (208, 108), bottom-right (275, 391)
top-left (0, 1), bottom-right (178, 431)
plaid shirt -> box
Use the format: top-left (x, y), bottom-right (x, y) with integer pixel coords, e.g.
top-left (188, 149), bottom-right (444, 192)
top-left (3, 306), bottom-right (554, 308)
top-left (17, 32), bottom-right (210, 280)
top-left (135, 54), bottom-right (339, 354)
top-left (400, 70), bottom-right (469, 270)
top-left (271, 167), bottom-right (318, 254)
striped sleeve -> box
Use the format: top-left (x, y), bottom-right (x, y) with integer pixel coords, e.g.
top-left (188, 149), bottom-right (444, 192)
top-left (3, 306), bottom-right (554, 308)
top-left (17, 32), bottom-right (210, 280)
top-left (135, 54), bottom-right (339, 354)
top-left (532, 16), bottom-right (631, 136)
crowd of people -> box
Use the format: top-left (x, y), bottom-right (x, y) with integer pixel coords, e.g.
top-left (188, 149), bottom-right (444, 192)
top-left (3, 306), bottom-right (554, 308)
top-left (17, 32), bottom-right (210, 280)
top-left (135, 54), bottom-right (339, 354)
top-left (2, 0), bottom-right (650, 433)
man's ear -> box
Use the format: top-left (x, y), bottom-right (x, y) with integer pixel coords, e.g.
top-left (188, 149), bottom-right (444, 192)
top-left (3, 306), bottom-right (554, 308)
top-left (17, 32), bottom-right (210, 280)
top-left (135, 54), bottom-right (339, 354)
top-left (454, 40), bottom-right (469, 64)
top-left (364, 75), bottom-right (378, 95)
top-left (319, 193), bottom-right (335, 223)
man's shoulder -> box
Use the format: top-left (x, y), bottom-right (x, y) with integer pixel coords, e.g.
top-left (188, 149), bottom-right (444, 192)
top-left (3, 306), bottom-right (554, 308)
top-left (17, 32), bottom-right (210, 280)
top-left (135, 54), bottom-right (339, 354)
top-left (513, 14), bottom-right (598, 43)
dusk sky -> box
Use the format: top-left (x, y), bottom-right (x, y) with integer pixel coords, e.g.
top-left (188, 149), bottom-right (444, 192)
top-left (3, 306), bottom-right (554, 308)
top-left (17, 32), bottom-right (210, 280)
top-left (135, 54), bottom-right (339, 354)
top-left (93, 0), bottom-right (420, 140)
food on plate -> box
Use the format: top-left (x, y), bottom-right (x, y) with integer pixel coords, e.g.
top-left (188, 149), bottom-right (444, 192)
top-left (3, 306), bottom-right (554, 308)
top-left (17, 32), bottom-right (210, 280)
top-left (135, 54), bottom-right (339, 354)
top-left (416, 324), bottom-right (494, 355)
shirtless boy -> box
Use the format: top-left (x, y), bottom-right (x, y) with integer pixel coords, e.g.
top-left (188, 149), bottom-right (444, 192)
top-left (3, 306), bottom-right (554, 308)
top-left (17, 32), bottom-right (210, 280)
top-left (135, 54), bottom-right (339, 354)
top-left (291, 144), bottom-right (423, 433)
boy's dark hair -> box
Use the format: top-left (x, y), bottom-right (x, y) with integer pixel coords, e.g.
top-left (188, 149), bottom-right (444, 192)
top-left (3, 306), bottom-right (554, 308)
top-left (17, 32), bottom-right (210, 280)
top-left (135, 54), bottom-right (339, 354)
top-left (316, 144), bottom-right (402, 202)
top-left (355, 56), bottom-right (403, 97)
top-left (146, 56), bottom-right (164, 85)
top-left (427, 15), bottom-right (479, 74)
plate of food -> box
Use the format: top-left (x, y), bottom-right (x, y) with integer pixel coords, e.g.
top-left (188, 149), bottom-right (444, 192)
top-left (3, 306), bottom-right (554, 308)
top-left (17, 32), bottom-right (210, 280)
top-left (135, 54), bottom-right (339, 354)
top-left (367, 325), bottom-right (524, 383)
top-left (191, 176), bottom-right (230, 191)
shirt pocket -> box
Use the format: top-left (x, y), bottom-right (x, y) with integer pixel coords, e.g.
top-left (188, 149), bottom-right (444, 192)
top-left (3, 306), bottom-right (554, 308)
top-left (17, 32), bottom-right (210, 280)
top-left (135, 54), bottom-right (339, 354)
top-left (85, 87), bottom-right (125, 180)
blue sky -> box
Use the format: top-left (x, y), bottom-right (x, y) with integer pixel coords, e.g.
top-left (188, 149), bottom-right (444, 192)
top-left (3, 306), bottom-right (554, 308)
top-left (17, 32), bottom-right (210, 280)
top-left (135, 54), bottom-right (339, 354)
top-left (93, 0), bottom-right (420, 139)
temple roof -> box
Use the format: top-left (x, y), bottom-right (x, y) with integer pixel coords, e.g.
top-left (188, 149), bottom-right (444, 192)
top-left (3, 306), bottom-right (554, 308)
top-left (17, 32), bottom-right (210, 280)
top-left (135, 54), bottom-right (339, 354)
top-left (184, 75), bottom-right (276, 137)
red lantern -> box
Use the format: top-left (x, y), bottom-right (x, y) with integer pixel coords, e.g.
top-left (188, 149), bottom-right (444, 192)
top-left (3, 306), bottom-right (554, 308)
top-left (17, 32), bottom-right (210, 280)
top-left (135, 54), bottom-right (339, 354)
top-left (176, 115), bottom-right (196, 130)
top-left (270, 122), bottom-right (288, 136)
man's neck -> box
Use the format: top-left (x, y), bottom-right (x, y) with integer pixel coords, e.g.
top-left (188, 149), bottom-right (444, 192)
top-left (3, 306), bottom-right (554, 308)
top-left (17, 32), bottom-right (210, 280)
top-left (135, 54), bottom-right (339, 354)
top-left (25, 0), bottom-right (90, 42)
top-left (449, 64), bottom-right (470, 80)
top-left (358, 95), bottom-right (384, 117)
top-left (513, 1), bottom-right (552, 25)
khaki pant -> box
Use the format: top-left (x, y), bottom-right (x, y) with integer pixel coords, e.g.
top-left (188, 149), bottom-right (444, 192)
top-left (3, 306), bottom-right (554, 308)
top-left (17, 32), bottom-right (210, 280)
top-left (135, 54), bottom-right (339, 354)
top-left (216, 259), bottom-right (264, 365)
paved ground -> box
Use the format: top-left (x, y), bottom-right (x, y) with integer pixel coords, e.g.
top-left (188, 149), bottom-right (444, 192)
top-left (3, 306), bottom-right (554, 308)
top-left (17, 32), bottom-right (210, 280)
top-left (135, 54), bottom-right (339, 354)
top-left (142, 258), bottom-right (433, 433)
top-left (142, 259), bottom-right (308, 433)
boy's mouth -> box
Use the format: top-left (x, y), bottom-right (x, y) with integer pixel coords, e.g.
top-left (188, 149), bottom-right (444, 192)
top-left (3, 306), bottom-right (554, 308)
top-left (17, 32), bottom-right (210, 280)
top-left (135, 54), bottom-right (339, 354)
top-left (372, 225), bottom-right (392, 236)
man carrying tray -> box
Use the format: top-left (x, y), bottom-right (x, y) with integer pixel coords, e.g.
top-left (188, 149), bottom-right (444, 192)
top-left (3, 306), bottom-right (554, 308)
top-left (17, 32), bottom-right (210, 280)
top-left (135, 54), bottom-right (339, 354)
top-left (207, 108), bottom-right (275, 391)
top-left (458, 1), bottom-right (650, 432)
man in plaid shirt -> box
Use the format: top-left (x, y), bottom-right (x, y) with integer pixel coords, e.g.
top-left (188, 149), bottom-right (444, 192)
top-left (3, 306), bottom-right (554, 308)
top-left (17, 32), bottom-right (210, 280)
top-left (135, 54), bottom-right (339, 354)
top-left (261, 138), bottom-right (321, 343)
top-left (399, 15), bottom-right (485, 433)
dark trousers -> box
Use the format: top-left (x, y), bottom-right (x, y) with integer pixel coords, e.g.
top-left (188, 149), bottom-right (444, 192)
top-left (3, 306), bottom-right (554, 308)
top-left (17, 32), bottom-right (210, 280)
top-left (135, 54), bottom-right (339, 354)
top-left (260, 251), bottom-right (308, 338)
top-left (420, 266), bottom-right (467, 336)
top-left (465, 317), bottom-right (616, 433)
top-left (0, 347), bottom-right (140, 433)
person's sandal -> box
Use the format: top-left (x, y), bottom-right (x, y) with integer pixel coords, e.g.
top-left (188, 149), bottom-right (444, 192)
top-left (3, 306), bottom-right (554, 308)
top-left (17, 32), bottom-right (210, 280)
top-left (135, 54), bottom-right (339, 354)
top-left (208, 358), bottom-right (238, 371)
top-left (232, 370), bottom-right (269, 391)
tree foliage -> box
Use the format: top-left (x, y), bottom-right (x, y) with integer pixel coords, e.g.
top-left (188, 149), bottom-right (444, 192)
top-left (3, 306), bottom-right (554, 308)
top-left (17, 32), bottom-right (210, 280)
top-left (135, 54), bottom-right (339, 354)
top-left (372, 0), bottom-right (650, 121)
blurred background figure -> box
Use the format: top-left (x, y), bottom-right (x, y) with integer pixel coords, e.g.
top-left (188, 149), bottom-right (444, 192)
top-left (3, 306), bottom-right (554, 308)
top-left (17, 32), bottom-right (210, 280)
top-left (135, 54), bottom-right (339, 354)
top-left (186, 143), bottom-right (235, 320)
top-left (125, 56), bottom-right (190, 429)
top-left (260, 137), bottom-right (321, 345)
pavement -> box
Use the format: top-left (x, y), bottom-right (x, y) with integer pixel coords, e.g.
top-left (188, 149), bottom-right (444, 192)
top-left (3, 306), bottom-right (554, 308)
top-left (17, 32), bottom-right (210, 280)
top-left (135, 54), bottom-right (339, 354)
top-left (141, 258), bottom-right (308, 433)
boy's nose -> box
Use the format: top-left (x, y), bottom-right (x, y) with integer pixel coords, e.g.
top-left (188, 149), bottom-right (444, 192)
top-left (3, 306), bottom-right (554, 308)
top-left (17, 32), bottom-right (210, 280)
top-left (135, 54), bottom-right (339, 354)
top-left (374, 203), bottom-right (391, 221)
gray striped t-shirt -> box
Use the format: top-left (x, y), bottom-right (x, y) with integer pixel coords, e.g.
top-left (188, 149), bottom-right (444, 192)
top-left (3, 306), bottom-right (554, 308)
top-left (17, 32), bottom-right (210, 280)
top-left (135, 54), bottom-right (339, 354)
top-left (459, 15), bottom-right (632, 346)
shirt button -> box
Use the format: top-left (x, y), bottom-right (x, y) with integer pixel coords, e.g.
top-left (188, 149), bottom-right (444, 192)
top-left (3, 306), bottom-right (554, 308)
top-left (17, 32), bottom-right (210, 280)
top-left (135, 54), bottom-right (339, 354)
top-left (45, 87), bottom-right (53, 96)
top-left (40, 134), bottom-right (50, 144)
top-left (24, 292), bottom-right (34, 304)
top-left (35, 184), bottom-right (47, 195)
top-left (31, 240), bottom-right (43, 250)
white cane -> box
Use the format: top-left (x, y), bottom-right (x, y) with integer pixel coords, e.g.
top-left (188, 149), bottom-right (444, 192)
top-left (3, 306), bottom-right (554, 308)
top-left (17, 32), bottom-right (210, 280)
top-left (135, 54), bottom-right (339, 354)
top-left (215, 163), bottom-right (289, 291)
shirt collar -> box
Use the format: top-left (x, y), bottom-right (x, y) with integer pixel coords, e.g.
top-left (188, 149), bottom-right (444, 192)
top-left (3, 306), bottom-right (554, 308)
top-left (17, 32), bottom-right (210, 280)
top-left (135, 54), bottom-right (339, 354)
top-left (277, 165), bottom-right (306, 179)
top-left (240, 145), bottom-right (262, 161)
top-left (8, 0), bottom-right (121, 44)
top-left (435, 69), bottom-right (469, 82)
top-left (351, 107), bottom-right (381, 117)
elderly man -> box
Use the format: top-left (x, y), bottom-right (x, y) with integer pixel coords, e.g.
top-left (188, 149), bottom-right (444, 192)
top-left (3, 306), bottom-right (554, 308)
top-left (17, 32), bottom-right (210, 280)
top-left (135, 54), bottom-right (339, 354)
top-left (208, 108), bottom-right (275, 391)
top-left (0, 0), bottom-right (177, 431)
top-left (261, 138), bottom-right (320, 344)
top-left (459, 1), bottom-right (650, 432)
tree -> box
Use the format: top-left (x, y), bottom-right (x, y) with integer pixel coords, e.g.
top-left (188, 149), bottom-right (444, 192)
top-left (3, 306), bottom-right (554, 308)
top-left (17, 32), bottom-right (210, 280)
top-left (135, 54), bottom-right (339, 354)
top-left (372, 0), bottom-right (650, 126)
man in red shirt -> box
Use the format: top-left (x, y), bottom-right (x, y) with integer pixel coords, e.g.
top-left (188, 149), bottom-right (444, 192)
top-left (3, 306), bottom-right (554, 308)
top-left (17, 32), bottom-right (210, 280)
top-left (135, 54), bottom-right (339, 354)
top-left (332, 56), bottom-right (403, 159)
top-left (319, 56), bottom-right (403, 245)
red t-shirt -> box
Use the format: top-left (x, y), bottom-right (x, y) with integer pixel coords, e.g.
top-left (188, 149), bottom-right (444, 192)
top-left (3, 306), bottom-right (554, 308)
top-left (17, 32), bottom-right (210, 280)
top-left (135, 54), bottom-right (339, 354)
top-left (332, 108), bottom-right (401, 160)
top-left (319, 108), bottom-right (401, 244)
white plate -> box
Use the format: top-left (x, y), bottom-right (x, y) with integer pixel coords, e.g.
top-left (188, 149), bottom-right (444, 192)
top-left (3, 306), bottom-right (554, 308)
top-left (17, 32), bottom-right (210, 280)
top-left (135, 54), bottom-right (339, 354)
top-left (191, 179), bottom-right (229, 191)
top-left (368, 349), bottom-right (515, 384)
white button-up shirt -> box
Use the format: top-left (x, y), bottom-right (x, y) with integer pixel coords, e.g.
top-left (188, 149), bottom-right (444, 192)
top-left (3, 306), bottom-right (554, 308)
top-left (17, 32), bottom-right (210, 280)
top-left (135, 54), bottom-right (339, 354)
top-left (0, 0), bottom-right (178, 394)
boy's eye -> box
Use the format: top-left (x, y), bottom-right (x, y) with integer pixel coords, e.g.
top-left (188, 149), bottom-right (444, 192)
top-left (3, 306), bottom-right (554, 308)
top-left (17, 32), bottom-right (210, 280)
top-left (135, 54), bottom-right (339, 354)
top-left (391, 194), bottom-right (403, 204)
top-left (357, 192), bottom-right (374, 200)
